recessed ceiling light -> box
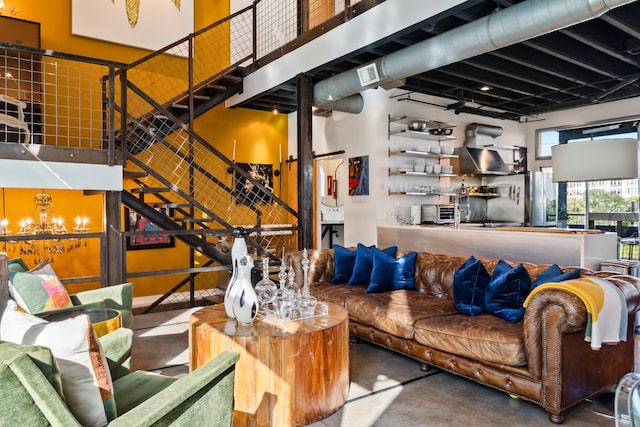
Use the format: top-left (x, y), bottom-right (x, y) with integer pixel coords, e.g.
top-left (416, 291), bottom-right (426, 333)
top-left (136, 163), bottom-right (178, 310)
top-left (480, 85), bottom-right (491, 91)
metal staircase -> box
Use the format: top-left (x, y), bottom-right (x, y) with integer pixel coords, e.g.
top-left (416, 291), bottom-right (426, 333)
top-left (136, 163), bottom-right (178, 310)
top-left (114, 8), bottom-right (298, 310)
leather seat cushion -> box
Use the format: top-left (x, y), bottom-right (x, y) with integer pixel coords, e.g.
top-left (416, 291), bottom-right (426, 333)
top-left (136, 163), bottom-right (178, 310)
top-left (310, 283), bottom-right (367, 307)
top-left (345, 291), bottom-right (458, 339)
top-left (413, 313), bottom-right (526, 367)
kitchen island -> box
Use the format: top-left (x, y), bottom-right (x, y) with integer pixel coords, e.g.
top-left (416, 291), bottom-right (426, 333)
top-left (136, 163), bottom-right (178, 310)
top-left (377, 224), bottom-right (617, 270)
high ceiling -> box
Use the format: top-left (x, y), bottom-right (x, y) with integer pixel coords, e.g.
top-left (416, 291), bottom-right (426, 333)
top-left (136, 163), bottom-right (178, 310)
top-left (236, 0), bottom-right (640, 121)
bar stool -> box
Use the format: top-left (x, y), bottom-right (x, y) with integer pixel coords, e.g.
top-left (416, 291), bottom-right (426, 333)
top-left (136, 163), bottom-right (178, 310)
top-left (620, 236), bottom-right (640, 259)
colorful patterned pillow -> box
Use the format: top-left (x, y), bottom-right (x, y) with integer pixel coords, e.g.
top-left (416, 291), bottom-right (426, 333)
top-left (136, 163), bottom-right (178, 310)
top-left (9, 270), bottom-right (73, 314)
top-left (0, 301), bottom-right (117, 426)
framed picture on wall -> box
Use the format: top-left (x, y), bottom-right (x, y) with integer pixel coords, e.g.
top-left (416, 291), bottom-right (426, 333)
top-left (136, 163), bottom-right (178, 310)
top-left (125, 207), bottom-right (175, 250)
top-left (348, 155), bottom-right (369, 196)
top-left (235, 163), bottom-right (274, 205)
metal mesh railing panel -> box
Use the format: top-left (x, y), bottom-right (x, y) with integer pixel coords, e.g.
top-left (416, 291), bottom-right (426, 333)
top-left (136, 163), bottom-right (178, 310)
top-left (255, 0), bottom-right (349, 58)
top-left (125, 9), bottom-right (254, 119)
top-left (1, 49), bottom-right (119, 149)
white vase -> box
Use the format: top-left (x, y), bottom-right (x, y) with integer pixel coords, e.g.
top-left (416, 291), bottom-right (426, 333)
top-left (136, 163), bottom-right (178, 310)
top-left (232, 255), bottom-right (258, 326)
top-left (224, 228), bottom-right (248, 318)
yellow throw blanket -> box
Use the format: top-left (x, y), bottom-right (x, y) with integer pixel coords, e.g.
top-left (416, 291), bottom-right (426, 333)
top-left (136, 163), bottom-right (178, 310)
top-left (523, 277), bottom-right (627, 350)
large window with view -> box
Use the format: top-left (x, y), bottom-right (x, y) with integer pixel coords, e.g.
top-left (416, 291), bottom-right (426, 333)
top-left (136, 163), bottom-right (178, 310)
top-left (537, 118), bottom-right (639, 242)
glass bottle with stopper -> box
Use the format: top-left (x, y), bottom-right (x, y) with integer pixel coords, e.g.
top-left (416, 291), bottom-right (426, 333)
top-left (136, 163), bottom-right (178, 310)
top-left (254, 258), bottom-right (278, 314)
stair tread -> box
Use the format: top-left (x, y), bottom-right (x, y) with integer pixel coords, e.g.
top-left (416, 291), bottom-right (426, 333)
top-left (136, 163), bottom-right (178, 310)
top-left (123, 171), bottom-right (148, 179)
top-left (207, 83), bottom-right (229, 91)
top-left (173, 217), bottom-right (214, 223)
top-left (220, 75), bottom-right (242, 84)
top-left (152, 203), bottom-right (191, 209)
top-left (131, 187), bottom-right (170, 194)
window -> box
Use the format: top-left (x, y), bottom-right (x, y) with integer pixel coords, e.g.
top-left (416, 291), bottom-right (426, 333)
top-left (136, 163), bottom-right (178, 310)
top-left (542, 118), bottom-right (639, 230)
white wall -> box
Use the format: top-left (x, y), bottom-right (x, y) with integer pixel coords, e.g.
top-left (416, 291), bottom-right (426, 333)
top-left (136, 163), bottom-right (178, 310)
top-left (289, 89), bottom-right (529, 247)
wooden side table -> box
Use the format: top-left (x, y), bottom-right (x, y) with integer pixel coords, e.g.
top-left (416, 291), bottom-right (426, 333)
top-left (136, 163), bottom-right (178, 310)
top-left (189, 303), bottom-right (349, 427)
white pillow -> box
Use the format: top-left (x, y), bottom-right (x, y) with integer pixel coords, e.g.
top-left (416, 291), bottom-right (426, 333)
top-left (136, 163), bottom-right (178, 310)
top-left (0, 300), bottom-right (117, 426)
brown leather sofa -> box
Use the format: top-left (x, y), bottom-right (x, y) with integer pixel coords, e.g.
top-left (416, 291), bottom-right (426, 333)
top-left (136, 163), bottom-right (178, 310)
top-left (286, 248), bottom-right (640, 424)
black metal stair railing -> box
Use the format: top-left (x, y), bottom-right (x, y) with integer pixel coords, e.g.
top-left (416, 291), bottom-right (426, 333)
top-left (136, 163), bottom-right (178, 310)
top-left (113, 4), bottom-right (300, 309)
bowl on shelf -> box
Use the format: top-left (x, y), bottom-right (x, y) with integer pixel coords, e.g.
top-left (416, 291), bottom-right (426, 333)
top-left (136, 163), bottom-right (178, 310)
top-left (429, 146), bottom-right (441, 154)
top-left (408, 121), bottom-right (427, 131)
top-left (441, 146), bottom-right (455, 155)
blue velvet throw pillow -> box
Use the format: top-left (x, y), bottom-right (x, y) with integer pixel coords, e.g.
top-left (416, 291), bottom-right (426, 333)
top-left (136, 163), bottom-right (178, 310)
top-left (331, 245), bottom-right (357, 284)
top-left (485, 260), bottom-right (532, 323)
top-left (532, 264), bottom-right (581, 289)
top-left (453, 256), bottom-right (490, 316)
top-left (367, 248), bottom-right (417, 293)
top-left (348, 244), bottom-right (398, 285)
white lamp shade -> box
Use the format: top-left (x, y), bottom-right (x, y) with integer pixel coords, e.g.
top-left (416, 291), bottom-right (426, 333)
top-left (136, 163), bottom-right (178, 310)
top-left (551, 138), bottom-right (639, 182)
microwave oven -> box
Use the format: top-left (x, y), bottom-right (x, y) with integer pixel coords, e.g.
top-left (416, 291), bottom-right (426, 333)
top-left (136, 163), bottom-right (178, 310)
top-left (421, 205), bottom-right (455, 224)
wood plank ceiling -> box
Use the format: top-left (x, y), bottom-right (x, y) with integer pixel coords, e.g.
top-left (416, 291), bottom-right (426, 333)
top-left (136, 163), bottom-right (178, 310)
top-left (236, 0), bottom-right (640, 122)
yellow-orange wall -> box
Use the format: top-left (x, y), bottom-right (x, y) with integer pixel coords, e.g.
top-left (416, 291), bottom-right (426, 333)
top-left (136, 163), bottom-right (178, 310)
top-left (1, 1), bottom-right (290, 296)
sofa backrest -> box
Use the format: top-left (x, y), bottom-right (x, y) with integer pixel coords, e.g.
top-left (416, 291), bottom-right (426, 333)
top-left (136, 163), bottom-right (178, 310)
top-left (287, 248), bottom-right (615, 301)
top-left (405, 250), bottom-right (597, 300)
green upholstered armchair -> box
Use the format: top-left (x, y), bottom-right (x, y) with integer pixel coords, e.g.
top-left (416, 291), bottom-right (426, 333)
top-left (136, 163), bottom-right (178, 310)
top-left (0, 253), bottom-right (134, 328)
top-left (0, 339), bottom-right (239, 427)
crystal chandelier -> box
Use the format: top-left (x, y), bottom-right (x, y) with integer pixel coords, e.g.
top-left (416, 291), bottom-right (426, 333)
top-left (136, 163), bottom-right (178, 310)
top-left (1, 191), bottom-right (89, 264)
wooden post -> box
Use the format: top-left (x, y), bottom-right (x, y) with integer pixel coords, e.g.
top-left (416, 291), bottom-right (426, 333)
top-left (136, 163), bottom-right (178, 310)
top-left (105, 191), bottom-right (124, 286)
top-left (297, 73), bottom-right (314, 250)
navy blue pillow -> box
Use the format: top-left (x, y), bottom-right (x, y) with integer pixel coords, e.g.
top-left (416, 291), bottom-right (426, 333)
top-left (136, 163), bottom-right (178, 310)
top-left (532, 264), bottom-right (563, 288)
top-left (453, 256), bottom-right (490, 316)
top-left (532, 264), bottom-right (581, 289)
top-left (331, 245), bottom-right (357, 284)
top-left (485, 261), bottom-right (532, 323)
top-left (367, 248), bottom-right (417, 293)
top-left (348, 244), bottom-right (398, 285)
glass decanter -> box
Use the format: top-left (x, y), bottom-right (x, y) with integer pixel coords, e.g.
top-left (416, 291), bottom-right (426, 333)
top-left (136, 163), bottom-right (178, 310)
top-left (254, 258), bottom-right (278, 314)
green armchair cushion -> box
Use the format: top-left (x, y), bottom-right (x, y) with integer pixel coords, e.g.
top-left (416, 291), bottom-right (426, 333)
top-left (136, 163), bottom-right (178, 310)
top-left (1, 301), bottom-right (116, 426)
top-left (113, 370), bottom-right (178, 415)
top-left (109, 351), bottom-right (239, 427)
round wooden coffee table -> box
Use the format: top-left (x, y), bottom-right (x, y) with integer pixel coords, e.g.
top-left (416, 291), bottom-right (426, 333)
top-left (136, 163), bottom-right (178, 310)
top-left (189, 303), bottom-right (349, 427)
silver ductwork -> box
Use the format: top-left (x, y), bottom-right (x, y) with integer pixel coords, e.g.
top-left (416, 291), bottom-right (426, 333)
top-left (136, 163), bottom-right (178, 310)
top-left (313, 0), bottom-right (636, 112)
top-left (464, 123), bottom-right (503, 147)
top-left (453, 123), bottom-right (509, 175)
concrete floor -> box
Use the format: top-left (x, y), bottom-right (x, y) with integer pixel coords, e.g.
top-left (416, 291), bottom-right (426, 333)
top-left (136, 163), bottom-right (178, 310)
top-left (131, 307), bottom-right (614, 427)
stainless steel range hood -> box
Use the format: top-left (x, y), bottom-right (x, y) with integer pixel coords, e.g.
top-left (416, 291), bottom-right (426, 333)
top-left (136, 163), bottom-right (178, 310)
top-left (453, 147), bottom-right (510, 175)
top-left (453, 124), bottom-right (510, 175)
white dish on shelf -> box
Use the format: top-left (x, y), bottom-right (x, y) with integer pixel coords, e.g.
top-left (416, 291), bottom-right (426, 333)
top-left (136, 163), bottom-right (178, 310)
top-left (441, 146), bottom-right (455, 155)
top-left (429, 146), bottom-right (441, 154)
top-left (441, 165), bottom-right (454, 174)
